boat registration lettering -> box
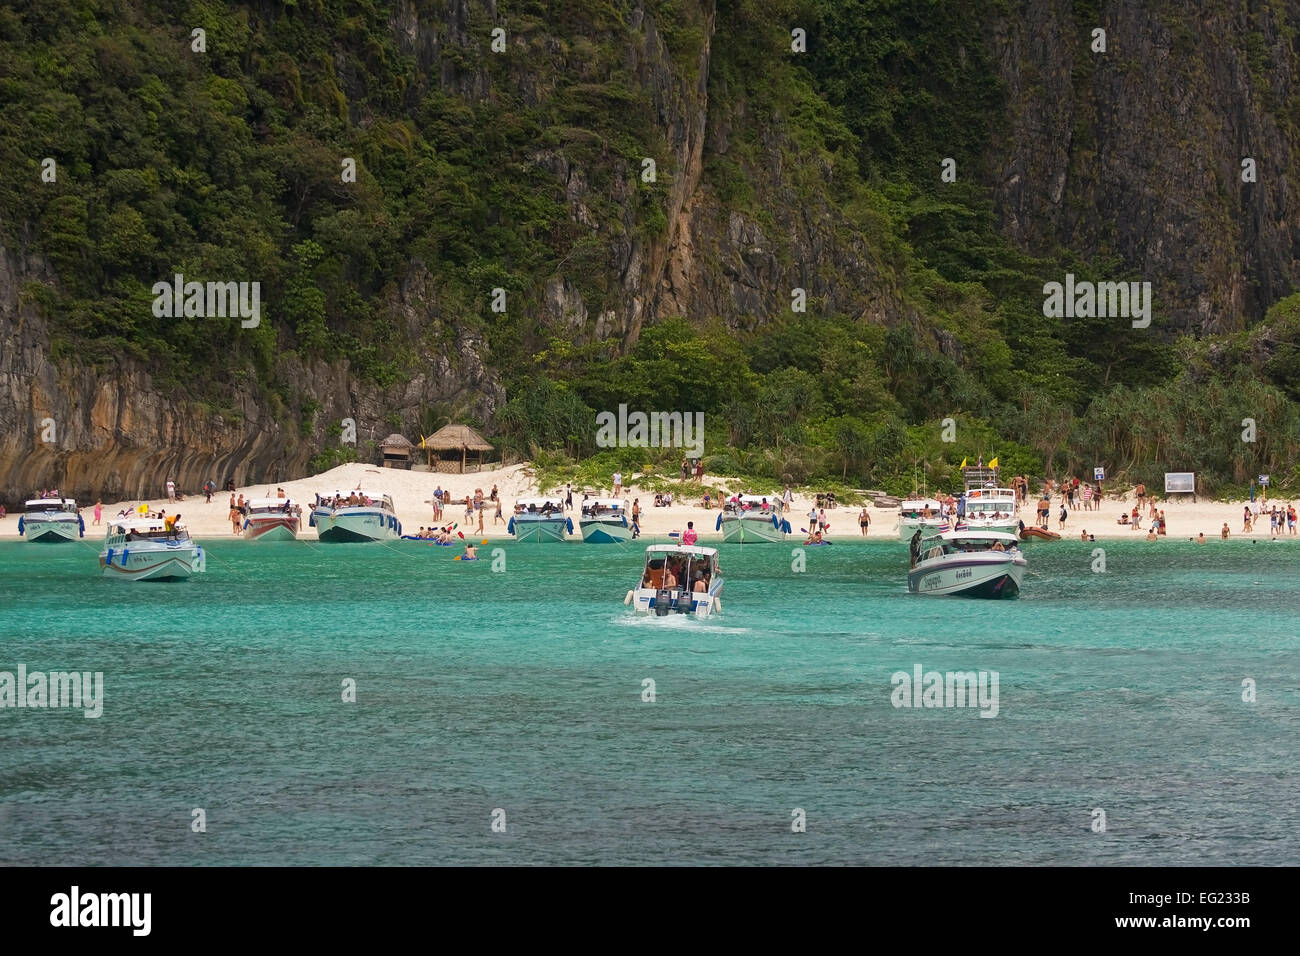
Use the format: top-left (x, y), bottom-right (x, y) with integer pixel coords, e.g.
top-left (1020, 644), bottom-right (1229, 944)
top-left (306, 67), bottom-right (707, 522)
top-left (956, 568), bottom-right (972, 580)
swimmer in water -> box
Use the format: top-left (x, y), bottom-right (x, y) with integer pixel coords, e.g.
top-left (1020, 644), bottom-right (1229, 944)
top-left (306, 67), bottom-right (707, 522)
top-left (462, 544), bottom-right (477, 560)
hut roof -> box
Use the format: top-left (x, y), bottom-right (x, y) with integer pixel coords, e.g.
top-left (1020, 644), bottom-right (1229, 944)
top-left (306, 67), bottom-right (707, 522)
top-left (422, 424), bottom-right (493, 452)
top-left (381, 433), bottom-right (413, 449)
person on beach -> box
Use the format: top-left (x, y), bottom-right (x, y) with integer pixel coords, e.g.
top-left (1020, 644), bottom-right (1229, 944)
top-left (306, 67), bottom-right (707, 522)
top-left (1242, 506), bottom-right (1252, 531)
top-left (494, 497), bottom-right (505, 526)
top-left (476, 501), bottom-right (485, 534)
top-left (1058, 502), bottom-right (1067, 529)
top-left (695, 460), bottom-right (704, 482)
top-left (818, 508), bottom-right (828, 532)
top-left (1222, 523), bottom-right (1230, 539)
top-left (1157, 510), bottom-right (1167, 535)
top-left (1289, 504), bottom-right (1297, 535)
top-left (859, 508), bottom-right (870, 536)
top-left (1037, 495), bottom-right (1050, 529)
top-left (230, 501), bottom-right (242, 534)
top-left (1135, 482), bottom-right (1146, 507)
top-left (612, 472), bottom-right (623, 497)
top-left (490, 484), bottom-right (498, 502)
top-left (565, 483), bottom-right (573, 510)
top-left (682, 521), bottom-right (698, 546)
top-left (166, 478), bottom-right (176, 502)
top-left (783, 485), bottom-right (793, 512)
top-left (93, 500), bottom-right (102, 526)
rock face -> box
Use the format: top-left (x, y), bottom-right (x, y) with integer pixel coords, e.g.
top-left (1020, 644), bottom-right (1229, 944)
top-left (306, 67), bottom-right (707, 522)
top-left (990, 0), bottom-right (1299, 335)
top-left (2, 0), bottom-right (1298, 503)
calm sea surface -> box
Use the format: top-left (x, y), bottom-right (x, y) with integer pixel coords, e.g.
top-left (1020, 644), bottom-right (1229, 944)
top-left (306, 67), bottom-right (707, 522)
top-left (1, 533), bottom-right (1297, 865)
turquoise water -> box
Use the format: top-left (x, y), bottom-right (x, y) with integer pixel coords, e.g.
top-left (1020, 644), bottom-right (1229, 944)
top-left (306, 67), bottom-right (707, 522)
top-left (1, 534), bottom-right (1297, 865)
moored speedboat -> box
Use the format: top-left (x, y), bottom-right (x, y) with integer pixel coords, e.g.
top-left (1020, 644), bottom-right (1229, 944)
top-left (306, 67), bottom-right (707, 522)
top-left (310, 490), bottom-right (401, 542)
top-left (508, 497), bottom-right (573, 542)
top-left (18, 498), bottom-right (84, 542)
top-left (625, 545), bottom-right (723, 617)
top-left (99, 517), bottom-right (205, 581)
top-left (958, 465), bottom-right (1019, 535)
top-left (908, 530), bottom-right (1025, 599)
top-left (716, 494), bottom-right (790, 543)
top-left (243, 498), bottom-right (302, 541)
top-left (898, 497), bottom-right (948, 542)
top-left (579, 497), bottom-right (631, 543)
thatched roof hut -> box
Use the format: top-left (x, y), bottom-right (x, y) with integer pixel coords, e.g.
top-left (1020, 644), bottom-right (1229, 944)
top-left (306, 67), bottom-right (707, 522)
top-left (380, 433), bottom-right (413, 469)
top-left (420, 424), bottom-right (494, 473)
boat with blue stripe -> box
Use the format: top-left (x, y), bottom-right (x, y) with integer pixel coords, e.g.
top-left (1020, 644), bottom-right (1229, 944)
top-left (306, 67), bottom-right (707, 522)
top-left (18, 498), bottom-right (84, 542)
top-left (310, 490), bottom-right (402, 542)
top-left (578, 497), bottom-right (630, 543)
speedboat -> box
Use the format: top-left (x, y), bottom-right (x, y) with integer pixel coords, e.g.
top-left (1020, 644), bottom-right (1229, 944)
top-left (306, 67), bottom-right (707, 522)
top-left (625, 545), bottom-right (723, 617)
top-left (716, 494), bottom-right (790, 543)
top-left (908, 530), bottom-right (1026, 598)
top-left (958, 465), bottom-right (1019, 534)
top-left (18, 498), bottom-right (84, 542)
top-left (242, 498), bottom-right (302, 541)
top-left (579, 497), bottom-right (631, 543)
top-left (897, 497), bottom-right (948, 542)
top-left (310, 490), bottom-right (401, 541)
top-left (508, 497), bottom-right (573, 542)
top-left (99, 517), bottom-right (205, 581)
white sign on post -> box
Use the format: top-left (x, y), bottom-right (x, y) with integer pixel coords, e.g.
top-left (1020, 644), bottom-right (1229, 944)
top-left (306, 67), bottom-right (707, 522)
top-left (1259, 475), bottom-right (1270, 486)
top-left (1093, 467), bottom-right (1105, 481)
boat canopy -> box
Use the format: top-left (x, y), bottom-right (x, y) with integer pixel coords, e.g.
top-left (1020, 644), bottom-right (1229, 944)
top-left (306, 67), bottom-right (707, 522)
top-left (246, 497), bottom-right (294, 509)
top-left (582, 497), bottom-right (626, 511)
top-left (900, 498), bottom-right (944, 508)
top-left (644, 544), bottom-right (718, 558)
top-left (108, 517), bottom-right (182, 532)
top-left (516, 497), bottom-right (564, 509)
top-left (25, 499), bottom-right (76, 510)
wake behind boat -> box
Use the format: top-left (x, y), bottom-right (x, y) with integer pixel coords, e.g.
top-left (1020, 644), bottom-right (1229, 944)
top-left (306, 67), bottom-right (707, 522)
top-left (18, 498), bottom-right (84, 542)
top-left (716, 494), bottom-right (790, 543)
top-left (625, 544), bottom-right (723, 617)
top-left (579, 497), bottom-right (630, 543)
top-left (99, 516), bottom-right (205, 581)
top-left (508, 497), bottom-right (573, 542)
top-left (310, 490), bottom-right (401, 542)
top-left (907, 530), bottom-right (1026, 598)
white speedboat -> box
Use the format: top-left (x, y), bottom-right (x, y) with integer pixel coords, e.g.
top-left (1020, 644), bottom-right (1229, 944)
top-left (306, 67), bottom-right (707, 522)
top-left (508, 498), bottom-right (573, 542)
top-left (310, 490), bottom-right (401, 542)
top-left (579, 497), bottom-right (631, 543)
top-left (907, 530), bottom-right (1025, 598)
top-left (625, 545), bottom-right (723, 617)
top-left (99, 517), bottom-right (205, 581)
top-left (716, 494), bottom-right (790, 543)
top-left (18, 498), bottom-right (84, 542)
top-left (958, 465), bottom-right (1019, 534)
top-left (243, 498), bottom-right (302, 541)
top-left (897, 497), bottom-right (949, 542)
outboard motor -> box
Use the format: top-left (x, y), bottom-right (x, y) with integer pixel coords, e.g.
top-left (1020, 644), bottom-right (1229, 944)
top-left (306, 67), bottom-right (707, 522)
top-left (655, 588), bottom-right (672, 616)
top-left (675, 592), bottom-right (693, 614)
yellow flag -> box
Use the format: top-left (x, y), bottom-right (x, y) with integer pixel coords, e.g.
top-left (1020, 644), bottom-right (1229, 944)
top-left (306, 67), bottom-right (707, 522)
top-left (989, 457), bottom-right (999, 468)
top-left (959, 458), bottom-right (967, 469)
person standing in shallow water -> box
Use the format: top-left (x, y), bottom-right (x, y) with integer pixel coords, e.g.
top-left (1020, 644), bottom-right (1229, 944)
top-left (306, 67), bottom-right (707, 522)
top-left (909, 528), bottom-right (922, 568)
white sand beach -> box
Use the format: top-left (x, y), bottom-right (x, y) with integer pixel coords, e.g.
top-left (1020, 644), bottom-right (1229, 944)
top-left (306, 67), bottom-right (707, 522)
top-left (4, 462), bottom-right (1294, 544)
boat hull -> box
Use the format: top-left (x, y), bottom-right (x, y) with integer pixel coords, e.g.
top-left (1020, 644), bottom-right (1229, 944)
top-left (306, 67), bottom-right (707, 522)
top-left (314, 508), bottom-right (401, 542)
top-left (908, 554), bottom-right (1025, 598)
top-left (21, 518), bottom-right (82, 542)
top-left (99, 543), bottom-right (205, 581)
top-left (719, 515), bottom-right (787, 543)
top-left (580, 518), bottom-right (631, 543)
top-left (632, 583), bottom-right (723, 618)
top-left (510, 515), bottom-right (571, 542)
top-left (898, 518), bottom-right (948, 543)
top-left (244, 516), bottom-right (300, 541)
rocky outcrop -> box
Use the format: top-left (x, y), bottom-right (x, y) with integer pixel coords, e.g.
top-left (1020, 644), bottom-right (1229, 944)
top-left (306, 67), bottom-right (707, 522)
top-left (990, 0), bottom-right (1300, 334)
